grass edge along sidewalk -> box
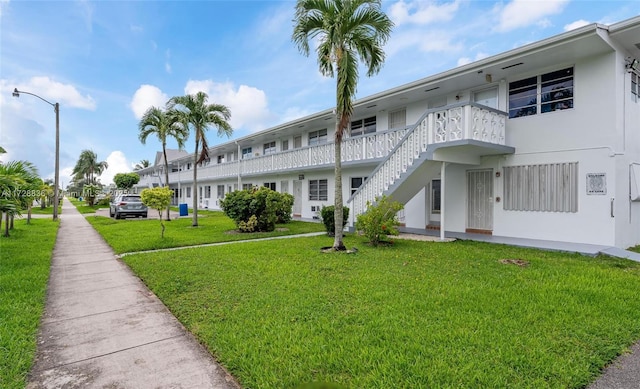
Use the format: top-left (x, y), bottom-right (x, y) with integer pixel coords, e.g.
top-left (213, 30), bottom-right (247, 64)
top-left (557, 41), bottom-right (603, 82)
top-left (0, 218), bottom-right (58, 389)
top-left (117, 235), bottom-right (640, 388)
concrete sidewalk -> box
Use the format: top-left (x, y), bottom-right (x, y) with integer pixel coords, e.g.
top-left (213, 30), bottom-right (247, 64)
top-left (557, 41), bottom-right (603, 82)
top-left (27, 198), bottom-right (239, 389)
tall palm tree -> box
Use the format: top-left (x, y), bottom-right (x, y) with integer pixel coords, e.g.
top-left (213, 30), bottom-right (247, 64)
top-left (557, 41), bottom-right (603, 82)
top-left (293, 0), bottom-right (393, 250)
top-left (72, 149), bottom-right (108, 185)
top-left (139, 106), bottom-right (188, 220)
top-left (168, 92), bottom-right (232, 227)
top-left (134, 159), bottom-right (151, 171)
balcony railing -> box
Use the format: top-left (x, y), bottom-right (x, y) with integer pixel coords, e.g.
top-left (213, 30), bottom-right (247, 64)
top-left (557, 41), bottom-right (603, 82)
top-left (348, 103), bottom-right (507, 218)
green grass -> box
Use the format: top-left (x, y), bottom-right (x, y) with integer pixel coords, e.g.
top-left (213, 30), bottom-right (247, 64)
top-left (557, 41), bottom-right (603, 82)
top-left (68, 197), bottom-right (109, 214)
top-left (87, 212), bottom-right (325, 254)
top-left (0, 219), bottom-right (58, 389)
top-left (121, 236), bottom-right (640, 388)
top-left (28, 205), bottom-right (61, 215)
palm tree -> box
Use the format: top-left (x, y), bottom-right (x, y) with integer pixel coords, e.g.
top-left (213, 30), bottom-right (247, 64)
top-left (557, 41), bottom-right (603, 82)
top-left (168, 92), bottom-right (232, 227)
top-left (139, 106), bottom-right (188, 220)
top-left (293, 0), bottom-right (393, 250)
top-left (73, 149), bottom-right (108, 185)
top-left (134, 159), bottom-right (151, 171)
top-left (0, 160), bottom-right (39, 235)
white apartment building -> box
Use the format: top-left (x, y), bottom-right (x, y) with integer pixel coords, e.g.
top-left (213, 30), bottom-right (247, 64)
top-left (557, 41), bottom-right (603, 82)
top-left (135, 16), bottom-right (640, 250)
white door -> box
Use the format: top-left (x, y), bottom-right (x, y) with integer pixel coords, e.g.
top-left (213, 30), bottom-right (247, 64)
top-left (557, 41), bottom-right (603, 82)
top-left (467, 170), bottom-right (493, 231)
top-left (293, 180), bottom-right (302, 215)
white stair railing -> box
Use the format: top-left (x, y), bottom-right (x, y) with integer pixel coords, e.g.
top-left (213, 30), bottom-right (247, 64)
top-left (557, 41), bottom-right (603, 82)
top-left (348, 103), bottom-right (507, 221)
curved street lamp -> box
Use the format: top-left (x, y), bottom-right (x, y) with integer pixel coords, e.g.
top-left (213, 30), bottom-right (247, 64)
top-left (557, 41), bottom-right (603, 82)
top-left (12, 88), bottom-right (60, 221)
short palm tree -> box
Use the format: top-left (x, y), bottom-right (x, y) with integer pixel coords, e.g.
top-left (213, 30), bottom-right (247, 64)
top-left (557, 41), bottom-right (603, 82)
top-left (134, 159), bottom-right (151, 171)
top-left (168, 92), bottom-right (232, 227)
top-left (139, 106), bottom-right (188, 220)
top-left (0, 160), bottom-right (39, 235)
top-left (293, 0), bottom-right (393, 250)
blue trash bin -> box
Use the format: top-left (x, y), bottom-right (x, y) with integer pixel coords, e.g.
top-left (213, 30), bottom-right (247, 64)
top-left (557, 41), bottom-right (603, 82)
top-left (179, 203), bottom-right (188, 216)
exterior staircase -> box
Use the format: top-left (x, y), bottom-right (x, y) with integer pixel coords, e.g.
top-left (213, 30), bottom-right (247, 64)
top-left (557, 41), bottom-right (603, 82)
top-left (347, 102), bottom-right (512, 225)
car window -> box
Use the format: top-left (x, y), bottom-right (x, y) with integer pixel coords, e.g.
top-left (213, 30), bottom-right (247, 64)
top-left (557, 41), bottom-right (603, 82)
top-left (122, 196), bottom-right (141, 202)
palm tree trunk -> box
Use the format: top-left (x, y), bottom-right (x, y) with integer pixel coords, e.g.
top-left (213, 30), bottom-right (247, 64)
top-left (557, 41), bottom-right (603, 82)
top-left (4, 213), bottom-right (9, 237)
top-left (333, 121), bottom-right (346, 251)
top-left (192, 141), bottom-right (199, 227)
top-left (9, 214), bottom-right (14, 230)
top-left (162, 144), bottom-right (171, 221)
top-left (27, 204), bottom-right (32, 225)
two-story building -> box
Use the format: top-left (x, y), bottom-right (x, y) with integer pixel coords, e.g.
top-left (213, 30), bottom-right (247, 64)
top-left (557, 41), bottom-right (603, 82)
top-left (134, 16), bottom-right (640, 250)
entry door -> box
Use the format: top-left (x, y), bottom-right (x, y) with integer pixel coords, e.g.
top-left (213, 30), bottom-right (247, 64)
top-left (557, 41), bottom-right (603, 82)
top-left (467, 170), bottom-right (493, 231)
top-left (293, 180), bottom-right (302, 215)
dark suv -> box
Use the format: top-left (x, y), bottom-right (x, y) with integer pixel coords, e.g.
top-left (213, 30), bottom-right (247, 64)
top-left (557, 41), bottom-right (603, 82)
top-left (110, 194), bottom-right (148, 219)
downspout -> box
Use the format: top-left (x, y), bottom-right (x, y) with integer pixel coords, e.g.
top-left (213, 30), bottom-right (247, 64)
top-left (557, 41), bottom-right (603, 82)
top-left (236, 141), bottom-right (242, 190)
top-left (440, 162), bottom-right (447, 241)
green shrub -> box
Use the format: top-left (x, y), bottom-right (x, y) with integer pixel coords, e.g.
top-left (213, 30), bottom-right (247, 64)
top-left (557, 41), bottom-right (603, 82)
top-left (356, 195), bottom-right (404, 246)
top-left (96, 195), bottom-right (111, 206)
top-left (220, 187), bottom-right (293, 232)
top-left (320, 205), bottom-right (349, 236)
top-left (275, 192), bottom-right (294, 223)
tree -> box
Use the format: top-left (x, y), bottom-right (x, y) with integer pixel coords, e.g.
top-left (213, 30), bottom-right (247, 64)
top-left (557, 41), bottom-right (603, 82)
top-left (293, 0), bottom-right (393, 250)
top-left (72, 149), bottom-right (108, 186)
top-left (141, 187), bottom-right (173, 238)
top-left (134, 159), bottom-right (151, 171)
top-left (139, 106), bottom-right (187, 221)
top-left (113, 172), bottom-right (140, 191)
top-left (168, 92), bottom-right (232, 227)
top-left (0, 160), bottom-right (39, 236)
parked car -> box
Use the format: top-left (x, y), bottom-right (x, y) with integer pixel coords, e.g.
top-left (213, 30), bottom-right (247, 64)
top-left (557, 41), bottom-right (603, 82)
top-left (110, 194), bottom-right (148, 219)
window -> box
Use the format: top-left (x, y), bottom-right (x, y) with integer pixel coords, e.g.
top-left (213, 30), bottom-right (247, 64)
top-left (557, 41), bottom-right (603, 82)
top-left (199, 186), bottom-right (203, 198)
top-left (242, 147), bottom-right (253, 159)
top-left (217, 185), bottom-right (225, 199)
top-left (282, 139), bottom-right (289, 151)
top-left (217, 155), bottom-right (225, 164)
top-left (264, 182), bottom-right (276, 190)
top-left (186, 187), bottom-right (191, 197)
top-left (350, 176), bottom-right (367, 195)
top-left (474, 88), bottom-right (498, 109)
top-left (204, 185), bottom-right (211, 199)
top-left (503, 162), bottom-right (578, 213)
top-left (632, 72), bottom-right (638, 102)
top-left (350, 116), bottom-right (376, 136)
top-left (294, 136), bottom-right (302, 148)
top-left (186, 163), bottom-right (192, 170)
top-left (309, 179), bottom-right (328, 201)
top-left (388, 109), bottom-right (406, 130)
top-left (509, 67), bottom-right (574, 118)
top-left (431, 179), bottom-right (441, 213)
top-left (308, 129), bottom-right (327, 146)
top-left (263, 141), bottom-right (276, 155)
top-left (242, 183), bottom-right (252, 190)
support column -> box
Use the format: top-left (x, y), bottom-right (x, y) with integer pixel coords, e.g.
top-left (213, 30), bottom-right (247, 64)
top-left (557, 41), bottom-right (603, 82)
top-left (236, 142), bottom-right (242, 190)
top-left (440, 161), bottom-right (447, 241)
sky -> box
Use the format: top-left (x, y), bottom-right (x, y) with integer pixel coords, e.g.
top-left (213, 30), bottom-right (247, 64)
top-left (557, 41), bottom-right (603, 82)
top-left (1, 0), bottom-right (639, 186)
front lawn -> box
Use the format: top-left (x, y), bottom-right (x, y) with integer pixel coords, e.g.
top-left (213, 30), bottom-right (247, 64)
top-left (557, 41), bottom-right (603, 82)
top-left (68, 197), bottom-right (109, 214)
top-left (122, 236), bottom-right (640, 388)
top-left (0, 219), bottom-right (58, 389)
top-left (87, 212), bottom-right (325, 254)
top-left (29, 205), bottom-right (61, 215)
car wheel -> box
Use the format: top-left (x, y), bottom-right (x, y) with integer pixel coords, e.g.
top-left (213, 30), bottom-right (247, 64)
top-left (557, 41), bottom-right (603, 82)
top-left (109, 208), bottom-right (114, 217)
top-left (143, 213), bottom-right (148, 218)
top-left (115, 212), bottom-right (121, 220)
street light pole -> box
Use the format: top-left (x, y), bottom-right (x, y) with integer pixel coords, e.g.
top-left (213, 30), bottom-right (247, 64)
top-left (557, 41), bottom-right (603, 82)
top-left (12, 88), bottom-right (61, 221)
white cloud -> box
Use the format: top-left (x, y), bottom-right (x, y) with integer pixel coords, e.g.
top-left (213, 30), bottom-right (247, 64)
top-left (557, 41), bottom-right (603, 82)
top-left (130, 24), bottom-right (143, 33)
top-left (14, 76), bottom-right (96, 110)
top-left (564, 19), bottom-right (590, 31)
top-left (457, 52), bottom-right (489, 67)
top-left (0, 0), bottom-right (9, 17)
top-left (495, 0), bottom-right (569, 32)
top-left (389, 0), bottom-right (460, 26)
top-left (387, 29), bottom-right (463, 56)
top-left (129, 84), bottom-right (169, 119)
top-left (184, 80), bottom-right (272, 133)
top-left (100, 151), bottom-right (132, 185)
top-left (280, 107), bottom-right (315, 124)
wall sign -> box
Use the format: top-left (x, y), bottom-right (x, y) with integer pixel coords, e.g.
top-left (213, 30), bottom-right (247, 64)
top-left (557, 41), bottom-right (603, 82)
top-left (586, 173), bottom-right (606, 195)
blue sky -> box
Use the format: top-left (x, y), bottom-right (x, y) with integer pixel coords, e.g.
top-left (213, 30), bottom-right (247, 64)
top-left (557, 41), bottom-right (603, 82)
top-left (1, 0), bottom-right (639, 186)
